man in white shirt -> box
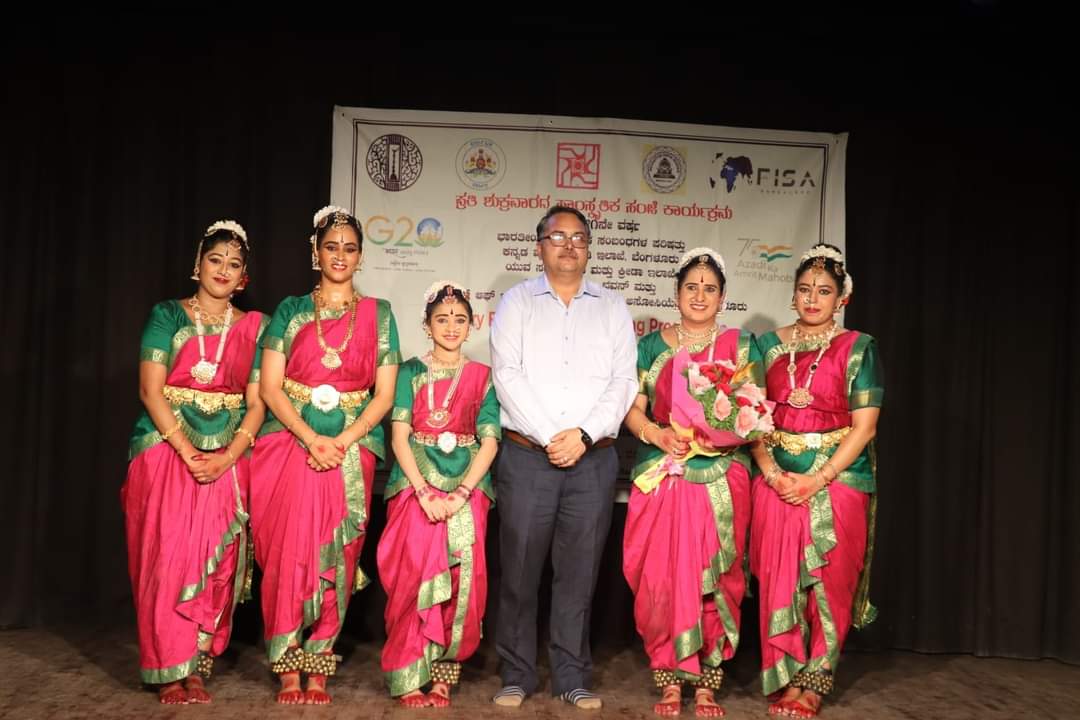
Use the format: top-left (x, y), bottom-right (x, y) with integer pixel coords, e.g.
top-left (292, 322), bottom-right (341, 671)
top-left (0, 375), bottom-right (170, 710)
top-left (489, 206), bottom-right (638, 710)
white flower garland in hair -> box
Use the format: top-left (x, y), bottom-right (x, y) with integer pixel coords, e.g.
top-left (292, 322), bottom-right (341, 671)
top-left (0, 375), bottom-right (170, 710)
top-left (422, 279), bottom-right (469, 305)
top-left (677, 246), bottom-right (727, 275)
top-left (312, 204), bottom-right (352, 228)
top-left (205, 219), bottom-right (248, 244)
top-left (800, 245), bottom-right (845, 264)
top-left (801, 245), bottom-right (854, 299)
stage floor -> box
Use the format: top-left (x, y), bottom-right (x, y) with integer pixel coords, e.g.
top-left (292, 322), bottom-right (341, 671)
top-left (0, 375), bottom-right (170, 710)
top-left (1, 626), bottom-right (1076, 719)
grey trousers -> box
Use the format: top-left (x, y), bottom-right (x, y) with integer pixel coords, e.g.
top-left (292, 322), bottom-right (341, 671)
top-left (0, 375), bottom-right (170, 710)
top-left (494, 439), bottom-right (618, 695)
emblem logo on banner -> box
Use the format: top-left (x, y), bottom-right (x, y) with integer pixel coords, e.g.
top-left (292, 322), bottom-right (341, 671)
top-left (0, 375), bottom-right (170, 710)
top-left (367, 134), bottom-right (423, 192)
top-left (642, 146), bottom-right (687, 194)
top-left (456, 138), bottom-right (506, 190)
top-left (555, 143), bottom-right (601, 189)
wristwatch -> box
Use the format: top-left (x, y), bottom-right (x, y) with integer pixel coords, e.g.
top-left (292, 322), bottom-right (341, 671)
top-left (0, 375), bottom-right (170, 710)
top-left (579, 428), bottom-right (593, 448)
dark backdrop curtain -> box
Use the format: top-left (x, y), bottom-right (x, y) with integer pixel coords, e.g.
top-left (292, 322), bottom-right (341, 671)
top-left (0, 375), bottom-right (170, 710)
top-left (3, 20), bottom-right (1076, 662)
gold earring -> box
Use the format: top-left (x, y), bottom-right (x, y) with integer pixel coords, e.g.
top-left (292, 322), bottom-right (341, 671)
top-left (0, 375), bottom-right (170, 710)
top-left (310, 234), bottom-right (321, 271)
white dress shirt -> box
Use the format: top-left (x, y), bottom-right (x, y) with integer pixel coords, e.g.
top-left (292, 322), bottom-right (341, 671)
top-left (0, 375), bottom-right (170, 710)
top-left (490, 273), bottom-right (638, 447)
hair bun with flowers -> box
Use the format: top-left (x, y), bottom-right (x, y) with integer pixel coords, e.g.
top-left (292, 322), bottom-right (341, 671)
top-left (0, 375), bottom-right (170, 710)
top-left (423, 279), bottom-right (470, 304)
top-left (421, 280), bottom-right (470, 321)
top-left (204, 219), bottom-right (249, 251)
top-left (312, 205), bottom-right (353, 229)
top-left (801, 244), bottom-right (853, 299)
top-left (677, 246), bottom-right (727, 275)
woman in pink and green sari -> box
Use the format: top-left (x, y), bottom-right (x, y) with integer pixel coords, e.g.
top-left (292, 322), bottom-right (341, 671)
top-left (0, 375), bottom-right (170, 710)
top-left (250, 206), bottom-right (399, 705)
top-left (749, 244), bottom-right (883, 719)
top-left (123, 220), bottom-right (266, 704)
top-left (377, 282), bottom-right (500, 708)
top-left (623, 249), bottom-right (762, 718)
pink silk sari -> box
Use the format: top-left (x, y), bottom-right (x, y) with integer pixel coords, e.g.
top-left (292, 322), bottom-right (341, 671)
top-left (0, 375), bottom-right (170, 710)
top-left (623, 328), bottom-right (751, 680)
top-left (750, 331), bottom-right (870, 694)
top-left (249, 297), bottom-right (381, 661)
top-left (122, 309), bottom-right (263, 684)
top-left (377, 361), bottom-right (494, 695)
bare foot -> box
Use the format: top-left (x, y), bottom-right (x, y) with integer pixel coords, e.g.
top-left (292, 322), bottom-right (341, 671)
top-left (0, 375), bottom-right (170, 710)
top-left (184, 674), bottom-right (211, 704)
top-left (276, 670), bottom-right (304, 705)
top-left (398, 690), bottom-right (429, 707)
top-left (693, 688), bottom-right (725, 717)
top-left (158, 681), bottom-right (187, 704)
top-left (786, 689), bottom-right (821, 718)
top-left (428, 681), bottom-right (451, 708)
top-left (654, 683), bottom-right (681, 716)
top-left (305, 674), bottom-right (332, 705)
top-left (768, 685), bottom-right (801, 716)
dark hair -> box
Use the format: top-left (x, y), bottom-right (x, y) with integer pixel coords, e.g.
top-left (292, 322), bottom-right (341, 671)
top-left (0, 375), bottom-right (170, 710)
top-left (424, 286), bottom-right (474, 323)
top-left (794, 243), bottom-right (846, 290)
top-left (199, 229), bottom-right (249, 263)
top-left (676, 253), bottom-right (726, 292)
top-left (535, 205), bottom-right (590, 241)
top-left (315, 211), bottom-right (363, 250)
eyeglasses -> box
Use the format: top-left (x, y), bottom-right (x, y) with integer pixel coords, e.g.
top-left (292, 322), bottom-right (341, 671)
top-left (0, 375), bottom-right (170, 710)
top-left (541, 231), bottom-right (590, 248)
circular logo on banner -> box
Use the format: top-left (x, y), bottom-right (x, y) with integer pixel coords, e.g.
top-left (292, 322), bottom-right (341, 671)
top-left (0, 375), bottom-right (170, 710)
top-left (456, 138), bottom-right (506, 190)
top-left (366, 134), bottom-right (423, 192)
top-left (415, 217), bottom-right (445, 247)
top-left (642, 146), bottom-right (686, 193)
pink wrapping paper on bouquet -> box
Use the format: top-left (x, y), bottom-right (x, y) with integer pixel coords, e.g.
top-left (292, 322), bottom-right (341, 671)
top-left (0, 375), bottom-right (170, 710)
top-left (635, 348), bottom-right (774, 493)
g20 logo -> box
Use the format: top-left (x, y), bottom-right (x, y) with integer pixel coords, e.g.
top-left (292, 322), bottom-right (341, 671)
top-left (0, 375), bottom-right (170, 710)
top-left (364, 216), bottom-right (444, 247)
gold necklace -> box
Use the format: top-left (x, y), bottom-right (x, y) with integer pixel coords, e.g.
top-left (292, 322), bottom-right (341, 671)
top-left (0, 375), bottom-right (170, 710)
top-left (785, 323), bottom-right (838, 408)
top-left (424, 352), bottom-right (466, 429)
top-left (187, 296), bottom-right (233, 384)
top-left (189, 295), bottom-right (231, 325)
top-left (793, 321), bottom-right (836, 343)
top-left (313, 288), bottom-right (358, 370)
top-left (674, 323), bottom-right (717, 343)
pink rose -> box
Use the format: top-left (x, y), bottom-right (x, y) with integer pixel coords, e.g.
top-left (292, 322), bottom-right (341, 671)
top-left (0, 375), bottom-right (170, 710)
top-left (735, 405), bottom-right (759, 438)
top-left (734, 382), bottom-right (767, 407)
top-left (755, 410), bottom-right (775, 433)
top-left (688, 365), bottom-right (712, 396)
top-left (712, 392), bottom-right (732, 421)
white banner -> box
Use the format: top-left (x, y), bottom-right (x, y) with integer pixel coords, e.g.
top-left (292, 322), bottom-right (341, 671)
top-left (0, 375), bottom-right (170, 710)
top-left (331, 107), bottom-right (846, 363)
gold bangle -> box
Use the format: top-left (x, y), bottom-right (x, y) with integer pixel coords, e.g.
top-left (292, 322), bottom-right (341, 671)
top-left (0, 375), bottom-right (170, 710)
top-left (225, 448), bottom-right (237, 465)
top-left (235, 427), bottom-right (256, 448)
top-left (640, 421), bottom-right (660, 445)
top-left (639, 422), bottom-right (651, 444)
top-left (356, 417), bottom-right (372, 436)
top-left (824, 461), bottom-right (838, 481)
top-left (161, 422), bottom-right (182, 442)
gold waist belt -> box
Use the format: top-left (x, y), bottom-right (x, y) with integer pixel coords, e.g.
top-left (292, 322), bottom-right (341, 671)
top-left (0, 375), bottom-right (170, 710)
top-left (764, 427), bottom-right (851, 455)
top-left (282, 377), bottom-right (369, 410)
top-left (163, 384), bottom-right (243, 414)
top-left (413, 431), bottom-right (478, 448)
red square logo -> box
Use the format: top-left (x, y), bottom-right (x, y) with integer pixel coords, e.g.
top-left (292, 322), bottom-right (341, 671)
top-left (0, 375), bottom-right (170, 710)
top-left (556, 143), bottom-right (601, 189)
